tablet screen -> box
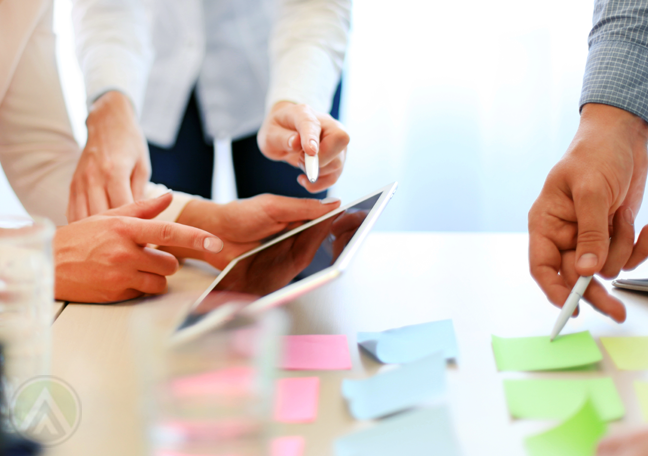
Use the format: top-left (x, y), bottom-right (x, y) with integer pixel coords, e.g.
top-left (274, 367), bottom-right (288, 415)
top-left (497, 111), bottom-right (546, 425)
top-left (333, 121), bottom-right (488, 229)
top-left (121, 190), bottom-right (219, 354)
top-left (177, 192), bottom-right (382, 330)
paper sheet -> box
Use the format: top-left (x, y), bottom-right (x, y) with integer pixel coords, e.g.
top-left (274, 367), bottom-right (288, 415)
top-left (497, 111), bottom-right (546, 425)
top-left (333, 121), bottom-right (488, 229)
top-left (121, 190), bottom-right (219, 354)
top-left (273, 377), bottom-right (320, 423)
top-left (280, 335), bottom-right (352, 370)
top-left (271, 436), bottom-right (305, 456)
top-left (342, 352), bottom-right (446, 420)
top-left (334, 406), bottom-right (462, 456)
top-left (357, 319), bottom-right (458, 364)
top-left (600, 337), bottom-right (648, 370)
top-left (635, 382), bottom-right (648, 422)
top-left (524, 398), bottom-right (606, 456)
top-left (503, 378), bottom-right (624, 421)
top-left (492, 331), bottom-right (602, 371)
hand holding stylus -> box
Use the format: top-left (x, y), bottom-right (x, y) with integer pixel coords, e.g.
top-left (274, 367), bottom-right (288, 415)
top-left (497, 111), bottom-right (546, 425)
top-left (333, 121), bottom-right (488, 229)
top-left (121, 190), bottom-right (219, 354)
top-left (257, 101), bottom-right (349, 193)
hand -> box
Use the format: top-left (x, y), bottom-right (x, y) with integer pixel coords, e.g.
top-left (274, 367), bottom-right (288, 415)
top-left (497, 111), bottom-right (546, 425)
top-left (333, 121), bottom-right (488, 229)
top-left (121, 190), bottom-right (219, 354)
top-left (257, 101), bottom-right (350, 193)
top-left (598, 428), bottom-right (648, 456)
top-left (54, 193), bottom-right (223, 303)
top-left (528, 103), bottom-right (648, 322)
top-left (67, 91), bottom-right (151, 222)
top-left (169, 194), bottom-right (342, 269)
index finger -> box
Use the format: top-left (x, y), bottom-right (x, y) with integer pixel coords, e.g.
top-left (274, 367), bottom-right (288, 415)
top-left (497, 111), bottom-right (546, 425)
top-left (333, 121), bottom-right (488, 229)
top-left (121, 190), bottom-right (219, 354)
top-left (107, 174), bottom-right (135, 209)
top-left (275, 105), bottom-right (321, 156)
top-left (129, 219), bottom-right (224, 253)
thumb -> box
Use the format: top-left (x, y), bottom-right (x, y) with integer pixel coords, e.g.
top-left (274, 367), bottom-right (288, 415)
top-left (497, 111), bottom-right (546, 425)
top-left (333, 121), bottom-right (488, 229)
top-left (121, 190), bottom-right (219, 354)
top-left (105, 191), bottom-right (172, 220)
top-left (573, 190), bottom-right (611, 276)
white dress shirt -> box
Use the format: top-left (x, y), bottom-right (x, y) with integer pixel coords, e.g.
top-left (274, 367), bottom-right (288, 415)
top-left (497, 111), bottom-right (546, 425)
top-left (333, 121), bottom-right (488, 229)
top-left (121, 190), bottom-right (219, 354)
top-left (0, 0), bottom-right (192, 226)
top-left (72, 0), bottom-right (351, 147)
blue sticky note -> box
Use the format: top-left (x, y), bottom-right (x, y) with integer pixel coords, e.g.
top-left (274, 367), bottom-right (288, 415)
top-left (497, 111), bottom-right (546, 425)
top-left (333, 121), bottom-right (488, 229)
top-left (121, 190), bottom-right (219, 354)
top-left (358, 319), bottom-right (458, 364)
top-left (335, 406), bottom-right (462, 456)
top-left (342, 352), bottom-right (446, 420)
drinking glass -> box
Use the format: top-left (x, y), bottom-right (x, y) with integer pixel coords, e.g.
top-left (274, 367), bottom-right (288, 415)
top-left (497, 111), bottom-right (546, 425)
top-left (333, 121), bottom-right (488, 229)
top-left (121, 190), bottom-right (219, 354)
top-left (0, 217), bottom-right (54, 413)
top-left (134, 306), bottom-right (288, 456)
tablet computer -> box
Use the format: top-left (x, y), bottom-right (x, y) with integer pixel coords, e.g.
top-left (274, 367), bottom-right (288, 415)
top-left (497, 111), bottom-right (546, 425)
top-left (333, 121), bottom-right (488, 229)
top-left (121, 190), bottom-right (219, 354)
top-left (170, 182), bottom-right (398, 345)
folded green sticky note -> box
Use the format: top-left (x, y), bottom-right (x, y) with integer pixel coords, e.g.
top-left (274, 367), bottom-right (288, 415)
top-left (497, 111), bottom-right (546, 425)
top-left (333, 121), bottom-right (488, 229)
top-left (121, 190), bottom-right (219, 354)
top-left (635, 381), bottom-right (648, 422)
top-left (525, 398), bottom-right (607, 456)
top-left (600, 337), bottom-right (648, 370)
top-left (492, 332), bottom-right (602, 371)
top-left (504, 378), bottom-right (624, 421)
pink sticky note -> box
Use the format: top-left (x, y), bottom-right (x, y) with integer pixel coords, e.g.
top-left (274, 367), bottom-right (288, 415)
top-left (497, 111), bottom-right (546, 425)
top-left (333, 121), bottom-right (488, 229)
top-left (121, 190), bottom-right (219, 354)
top-left (274, 377), bottom-right (320, 423)
top-left (281, 335), bottom-right (352, 370)
top-left (271, 436), bottom-right (305, 456)
top-left (170, 366), bottom-right (254, 398)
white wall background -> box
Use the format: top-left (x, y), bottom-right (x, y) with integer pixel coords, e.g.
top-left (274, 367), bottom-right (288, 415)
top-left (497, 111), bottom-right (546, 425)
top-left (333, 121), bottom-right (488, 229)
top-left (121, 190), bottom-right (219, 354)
top-left (2, 0), bottom-right (646, 232)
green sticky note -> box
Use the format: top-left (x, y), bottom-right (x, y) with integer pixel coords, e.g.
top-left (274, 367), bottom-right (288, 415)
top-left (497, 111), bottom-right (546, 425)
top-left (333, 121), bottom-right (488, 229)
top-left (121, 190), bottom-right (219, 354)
top-left (492, 332), bottom-right (602, 371)
top-left (600, 337), bottom-right (648, 370)
top-left (503, 378), bottom-right (624, 421)
top-left (525, 398), bottom-right (607, 456)
top-left (635, 382), bottom-right (648, 422)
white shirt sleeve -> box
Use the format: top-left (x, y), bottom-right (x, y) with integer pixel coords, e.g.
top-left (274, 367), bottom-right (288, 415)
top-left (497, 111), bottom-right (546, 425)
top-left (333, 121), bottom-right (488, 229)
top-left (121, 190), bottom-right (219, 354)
top-left (266, 0), bottom-right (352, 114)
top-left (71, 0), bottom-right (153, 116)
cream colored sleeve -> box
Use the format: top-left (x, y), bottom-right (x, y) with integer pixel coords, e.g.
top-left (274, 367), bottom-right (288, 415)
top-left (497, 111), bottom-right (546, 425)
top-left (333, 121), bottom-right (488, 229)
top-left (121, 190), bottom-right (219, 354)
top-left (0, 4), bottom-right (79, 227)
top-left (143, 184), bottom-right (196, 223)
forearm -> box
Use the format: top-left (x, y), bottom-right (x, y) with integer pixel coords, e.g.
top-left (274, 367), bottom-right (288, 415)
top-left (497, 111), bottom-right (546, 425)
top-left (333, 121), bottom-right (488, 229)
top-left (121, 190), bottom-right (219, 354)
top-left (267, 0), bottom-right (351, 113)
top-left (580, 0), bottom-right (648, 122)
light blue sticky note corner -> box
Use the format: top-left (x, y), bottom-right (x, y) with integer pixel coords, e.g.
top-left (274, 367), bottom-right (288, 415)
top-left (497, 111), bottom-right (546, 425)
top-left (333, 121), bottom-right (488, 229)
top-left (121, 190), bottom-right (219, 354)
top-left (335, 406), bottom-right (462, 456)
top-left (358, 319), bottom-right (458, 364)
top-left (342, 352), bottom-right (446, 420)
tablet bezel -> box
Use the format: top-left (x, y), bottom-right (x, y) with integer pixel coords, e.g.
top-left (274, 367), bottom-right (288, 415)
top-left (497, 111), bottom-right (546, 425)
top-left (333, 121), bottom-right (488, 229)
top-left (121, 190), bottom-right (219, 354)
top-left (169, 182), bottom-right (397, 345)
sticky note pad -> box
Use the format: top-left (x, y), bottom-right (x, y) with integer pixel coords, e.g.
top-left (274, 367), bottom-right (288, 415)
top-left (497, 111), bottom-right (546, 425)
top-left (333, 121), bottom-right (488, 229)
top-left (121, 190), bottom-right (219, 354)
top-left (358, 319), bottom-right (458, 364)
top-left (274, 377), bottom-right (320, 423)
top-left (635, 382), bottom-right (648, 422)
top-left (271, 436), bottom-right (305, 456)
top-left (492, 331), bottom-right (601, 371)
top-left (281, 335), bottom-right (352, 370)
top-left (170, 366), bottom-right (254, 398)
top-left (600, 337), bottom-right (648, 370)
top-left (335, 406), bottom-right (462, 456)
top-left (342, 352), bottom-right (446, 420)
top-left (525, 398), bottom-right (606, 456)
top-left (503, 378), bottom-right (624, 421)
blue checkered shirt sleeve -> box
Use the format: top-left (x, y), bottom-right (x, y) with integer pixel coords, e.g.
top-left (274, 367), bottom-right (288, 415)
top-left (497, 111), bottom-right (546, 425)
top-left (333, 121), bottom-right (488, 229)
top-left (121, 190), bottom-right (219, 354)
top-left (580, 0), bottom-right (648, 122)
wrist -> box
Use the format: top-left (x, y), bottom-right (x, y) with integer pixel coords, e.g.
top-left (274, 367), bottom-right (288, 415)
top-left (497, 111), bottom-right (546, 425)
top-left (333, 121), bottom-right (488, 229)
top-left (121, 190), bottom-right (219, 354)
top-left (270, 100), bottom-right (297, 115)
top-left (87, 91), bottom-right (136, 130)
top-left (580, 103), bottom-right (648, 147)
top-left (176, 199), bottom-right (222, 235)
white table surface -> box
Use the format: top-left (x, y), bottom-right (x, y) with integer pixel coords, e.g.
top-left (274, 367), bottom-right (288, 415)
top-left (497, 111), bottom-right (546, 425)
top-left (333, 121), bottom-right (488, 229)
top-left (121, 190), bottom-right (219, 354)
top-left (47, 233), bottom-right (648, 455)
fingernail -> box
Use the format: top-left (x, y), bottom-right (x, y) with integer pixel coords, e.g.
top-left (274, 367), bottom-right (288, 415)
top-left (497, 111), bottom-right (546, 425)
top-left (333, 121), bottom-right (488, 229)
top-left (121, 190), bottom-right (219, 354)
top-left (309, 139), bottom-right (319, 154)
top-left (157, 189), bottom-right (173, 198)
top-left (288, 135), bottom-right (297, 150)
top-left (577, 253), bottom-right (598, 269)
top-left (624, 207), bottom-right (635, 225)
top-left (320, 197), bottom-right (340, 205)
top-left (203, 237), bottom-right (223, 253)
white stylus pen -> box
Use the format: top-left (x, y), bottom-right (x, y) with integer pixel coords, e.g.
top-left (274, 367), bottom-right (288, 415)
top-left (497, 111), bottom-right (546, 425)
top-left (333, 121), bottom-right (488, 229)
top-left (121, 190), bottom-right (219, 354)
top-left (305, 153), bottom-right (319, 183)
top-left (550, 275), bottom-right (593, 341)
